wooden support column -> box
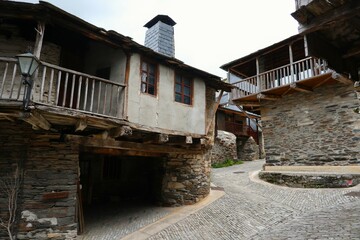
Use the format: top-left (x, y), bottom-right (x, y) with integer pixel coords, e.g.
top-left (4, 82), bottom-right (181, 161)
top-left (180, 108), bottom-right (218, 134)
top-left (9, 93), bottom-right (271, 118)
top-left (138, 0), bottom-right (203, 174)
top-left (304, 35), bottom-right (309, 57)
top-left (256, 57), bottom-right (261, 91)
top-left (33, 22), bottom-right (45, 58)
top-left (123, 53), bottom-right (131, 119)
top-left (205, 90), bottom-right (224, 135)
top-left (289, 44), bottom-right (295, 82)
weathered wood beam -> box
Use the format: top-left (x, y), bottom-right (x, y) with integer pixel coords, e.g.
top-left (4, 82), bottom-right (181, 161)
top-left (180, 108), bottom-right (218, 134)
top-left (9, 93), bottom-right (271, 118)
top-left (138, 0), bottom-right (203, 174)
top-left (33, 22), bottom-right (45, 59)
top-left (20, 111), bottom-right (51, 130)
top-left (205, 90), bottom-right (224, 135)
top-left (66, 135), bottom-right (203, 153)
top-left (332, 72), bottom-right (353, 85)
top-left (75, 118), bottom-right (87, 132)
top-left (81, 146), bottom-right (167, 157)
top-left (186, 136), bottom-right (193, 144)
top-left (295, 1), bottom-right (360, 34)
top-left (257, 93), bottom-right (281, 101)
top-left (90, 131), bottom-right (109, 140)
top-left (290, 83), bottom-right (313, 93)
top-left (157, 133), bottom-right (169, 143)
top-left (233, 101), bottom-right (261, 107)
top-left (109, 126), bottom-right (132, 138)
top-left (313, 75), bottom-right (333, 88)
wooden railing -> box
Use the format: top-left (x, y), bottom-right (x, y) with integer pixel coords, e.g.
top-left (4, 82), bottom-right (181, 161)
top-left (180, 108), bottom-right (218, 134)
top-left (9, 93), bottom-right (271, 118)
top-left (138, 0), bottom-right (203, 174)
top-left (224, 122), bottom-right (259, 144)
top-left (231, 57), bottom-right (329, 100)
top-left (0, 57), bottom-right (125, 118)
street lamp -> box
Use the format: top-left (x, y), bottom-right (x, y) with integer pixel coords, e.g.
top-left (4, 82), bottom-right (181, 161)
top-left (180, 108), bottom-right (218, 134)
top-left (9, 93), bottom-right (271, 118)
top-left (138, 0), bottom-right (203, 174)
top-left (16, 53), bottom-right (40, 110)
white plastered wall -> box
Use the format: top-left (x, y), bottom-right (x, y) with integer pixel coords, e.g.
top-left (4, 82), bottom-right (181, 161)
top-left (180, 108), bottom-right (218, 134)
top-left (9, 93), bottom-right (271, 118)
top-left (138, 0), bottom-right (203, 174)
top-left (126, 54), bottom-right (206, 135)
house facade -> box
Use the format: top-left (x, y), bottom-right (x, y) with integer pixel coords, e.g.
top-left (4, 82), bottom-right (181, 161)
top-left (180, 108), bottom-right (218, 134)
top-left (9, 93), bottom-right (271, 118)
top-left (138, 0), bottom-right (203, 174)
top-left (0, 2), bottom-right (231, 239)
top-left (222, 30), bottom-right (359, 187)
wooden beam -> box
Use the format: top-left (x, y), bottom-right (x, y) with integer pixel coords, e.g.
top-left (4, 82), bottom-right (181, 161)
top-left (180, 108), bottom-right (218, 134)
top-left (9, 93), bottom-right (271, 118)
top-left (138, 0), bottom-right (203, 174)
top-left (66, 135), bottom-right (203, 154)
top-left (313, 75), bottom-right (333, 88)
top-left (290, 83), bottom-right (313, 93)
top-left (296, 1), bottom-right (360, 34)
top-left (75, 118), bottom-right (87, 132)
top-left (205, 90), bottom-right (224, 135)
top-left (332, 72), bottom-right (353, 85)
top-left (81, 146), bottom-right (167, 157)
top-left (20, 111), bottom-right (51, 130)
top-left (33, 22), bottom-right (45, 59)
top-left (123, 53), bottom-right (131, 119)
top-left (186, 136), bottom-right (193, 144)
top-left (233, 101), bottom-right (260, 107)
top-left (109, 126), bottom-right (132, 138)
top-left (157, 133), bottom-right (169, 143)
top-left (257, 93), bottom-right (281, 101)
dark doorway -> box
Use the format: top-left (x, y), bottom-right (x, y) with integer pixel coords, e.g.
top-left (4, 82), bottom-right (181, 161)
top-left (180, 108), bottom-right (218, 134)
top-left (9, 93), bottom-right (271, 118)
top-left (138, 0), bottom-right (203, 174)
top-left (78, 152), bottom-right (166, 234)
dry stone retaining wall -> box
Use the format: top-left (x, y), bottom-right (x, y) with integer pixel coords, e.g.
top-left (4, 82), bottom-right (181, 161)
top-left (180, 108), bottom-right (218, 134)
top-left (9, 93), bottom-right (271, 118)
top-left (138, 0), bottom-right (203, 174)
top-left (210, 130), bottom-right (237, 164)
top-left (261, 83), bottom-right (359, 166)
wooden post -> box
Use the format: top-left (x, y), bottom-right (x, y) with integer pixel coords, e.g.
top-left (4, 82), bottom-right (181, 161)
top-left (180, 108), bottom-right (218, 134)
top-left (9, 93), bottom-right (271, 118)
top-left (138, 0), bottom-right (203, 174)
top-left (33, 22), bottom-right (45, 58)
top-left (304, 35), bottom-right (309, 57)
top-left (256, 57), bottom-right (261, 92)
top-left (289, 44), bottom-right (295, 82)
top-left (205, 90), bottom-right (224, 135)
top-left (122, 53), bottom-right (131, 119)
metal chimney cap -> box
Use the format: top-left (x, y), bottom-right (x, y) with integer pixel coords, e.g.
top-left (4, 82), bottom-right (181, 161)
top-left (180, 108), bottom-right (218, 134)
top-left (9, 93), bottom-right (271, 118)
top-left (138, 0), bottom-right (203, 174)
top-left (144, 15), bottom-right (176, 28)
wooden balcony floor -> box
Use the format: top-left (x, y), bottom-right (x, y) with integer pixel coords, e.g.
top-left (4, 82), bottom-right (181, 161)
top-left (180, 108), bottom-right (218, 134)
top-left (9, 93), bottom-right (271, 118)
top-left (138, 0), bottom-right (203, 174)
top-left (232, 72), bottom-right (336, 105)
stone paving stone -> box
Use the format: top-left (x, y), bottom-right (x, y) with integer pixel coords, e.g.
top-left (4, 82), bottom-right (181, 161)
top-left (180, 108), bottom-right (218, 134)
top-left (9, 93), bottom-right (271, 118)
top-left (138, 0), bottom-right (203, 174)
top-left (148, 160), bottom-right (360, 240)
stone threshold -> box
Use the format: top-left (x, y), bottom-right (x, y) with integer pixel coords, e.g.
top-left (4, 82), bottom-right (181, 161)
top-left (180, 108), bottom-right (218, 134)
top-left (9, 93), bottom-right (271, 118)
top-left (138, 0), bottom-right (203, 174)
top-left (120, 189), bottom-right (225, 240)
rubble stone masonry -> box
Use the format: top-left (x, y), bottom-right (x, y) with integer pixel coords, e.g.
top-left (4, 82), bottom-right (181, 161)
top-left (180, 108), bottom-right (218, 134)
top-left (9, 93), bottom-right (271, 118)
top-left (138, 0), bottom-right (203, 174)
top-left (0, 121), bottom-right (79, 239)
top-left (261, 83), bottom-right (359, 166)
top-left (162, 153), bottom-right (211, 206)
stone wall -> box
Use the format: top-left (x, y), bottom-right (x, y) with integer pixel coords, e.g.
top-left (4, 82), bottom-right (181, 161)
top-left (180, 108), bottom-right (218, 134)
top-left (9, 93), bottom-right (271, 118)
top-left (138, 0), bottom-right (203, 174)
top-left (0, 121), bottom-right (79, 239)
top-left (210, 130), bottom-right (237, 164)
top-left (261, 83), bottom-right (359, 166)
top-left (237, 136), bottom-right (260, 161)
top-left (162, 153), bottom-right (211, 206)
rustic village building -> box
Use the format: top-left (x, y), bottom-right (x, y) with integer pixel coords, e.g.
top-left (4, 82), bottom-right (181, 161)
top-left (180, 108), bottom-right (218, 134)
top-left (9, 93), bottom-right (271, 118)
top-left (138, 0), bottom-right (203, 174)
top-left (222, 0), bottom-right (360, 188)
top-left (0, 1), bottom-right (231, 239)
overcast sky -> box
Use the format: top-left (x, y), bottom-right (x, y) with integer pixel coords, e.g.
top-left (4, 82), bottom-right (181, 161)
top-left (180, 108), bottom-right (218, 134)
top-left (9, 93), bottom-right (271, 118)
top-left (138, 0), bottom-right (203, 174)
top-left (17, 0), bottom-right (299, 78)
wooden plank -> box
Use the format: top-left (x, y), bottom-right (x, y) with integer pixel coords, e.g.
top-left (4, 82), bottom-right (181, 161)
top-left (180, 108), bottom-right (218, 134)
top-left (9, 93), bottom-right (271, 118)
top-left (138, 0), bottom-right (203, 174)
top-left (123, 53), bottom-right (131, 119)
top-left (66, 135), bottom-right (203, 153)
top-left (257, 93), bottom-right (281, 100)
top-left (205, 90), bottom-right (224, 135)
top-left (109, 126), bottom-right (132, 138)
top-left (81, 146), bottom-right (167, 157)
top-left (233, 101), bottom-right (260, 107)
top-left (21, 110), bottom-right (51, 130)
top-left (33, 22), bottom-right (45, 59)
top-left (186, 136), bottom-right (193, 144)
top-left (42, 191), bottom-right (69, 201)
top-left (290, 82), bottom-right (313, 93)
top-left (331, 72), bottom-right (353, 85)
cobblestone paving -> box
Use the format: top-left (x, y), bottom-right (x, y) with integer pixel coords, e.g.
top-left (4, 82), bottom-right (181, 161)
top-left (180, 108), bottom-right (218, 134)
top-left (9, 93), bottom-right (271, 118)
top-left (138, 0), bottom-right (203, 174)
top-left (77, 202), bottom-right (172, 240)
top-left (148, 160), bottom-right (360, 240)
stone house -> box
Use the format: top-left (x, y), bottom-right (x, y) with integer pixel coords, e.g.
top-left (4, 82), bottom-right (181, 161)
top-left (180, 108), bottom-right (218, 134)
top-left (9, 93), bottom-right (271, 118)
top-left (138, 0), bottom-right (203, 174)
top-left (221, 28), bottom-right (359, 187)
top-left (0, 1), bottom-right (231, 239)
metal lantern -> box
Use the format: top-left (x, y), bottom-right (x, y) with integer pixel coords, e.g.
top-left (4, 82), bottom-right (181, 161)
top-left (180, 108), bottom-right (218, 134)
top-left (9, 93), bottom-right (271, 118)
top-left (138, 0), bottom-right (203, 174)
top-left (16, 53), bottom-right (40, 110)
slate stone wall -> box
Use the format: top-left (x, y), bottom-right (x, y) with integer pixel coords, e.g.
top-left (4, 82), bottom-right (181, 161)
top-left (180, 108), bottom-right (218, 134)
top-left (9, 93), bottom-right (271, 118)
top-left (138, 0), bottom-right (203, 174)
top-left (261, 83), bottom-right (359, 166)
top-left (210, 130), bottom-right (237, 164)
top-left (237, 136), bottom-right (260, 161)
top-left (162, 153), bottom-right (211, 206)
top-left (0, 121), bottom-right (79, 239)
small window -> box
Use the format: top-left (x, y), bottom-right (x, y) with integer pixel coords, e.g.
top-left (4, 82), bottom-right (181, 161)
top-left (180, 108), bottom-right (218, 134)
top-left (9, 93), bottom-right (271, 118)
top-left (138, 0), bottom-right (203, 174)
top-left (175, 74), bottom-right (193, 105)
top-left (140, 60), bottom-right (157, 95)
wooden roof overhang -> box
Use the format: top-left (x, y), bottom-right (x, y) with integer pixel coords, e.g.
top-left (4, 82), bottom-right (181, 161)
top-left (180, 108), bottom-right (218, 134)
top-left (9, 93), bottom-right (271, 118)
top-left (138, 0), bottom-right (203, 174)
top-left (217, 106), bottom-right (260, 119)
top-left (291, 0), bottom-right (360, 80)
top-left (221, 34), bottom-right (306, 77)
top-left (0, 1), bottom-right (232, 92)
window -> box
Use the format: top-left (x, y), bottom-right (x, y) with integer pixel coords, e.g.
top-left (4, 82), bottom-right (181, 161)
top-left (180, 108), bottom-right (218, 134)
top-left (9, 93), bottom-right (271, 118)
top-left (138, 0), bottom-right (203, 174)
top-left (175, 74), bottom-right (192, 105)
top-left (141, 60), bottom-right (157, 95)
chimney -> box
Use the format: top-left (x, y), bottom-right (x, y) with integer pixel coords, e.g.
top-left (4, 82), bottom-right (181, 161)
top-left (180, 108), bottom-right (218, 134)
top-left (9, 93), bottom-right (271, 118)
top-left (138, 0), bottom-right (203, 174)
top-left (144, 15), bottom-right (176, 58)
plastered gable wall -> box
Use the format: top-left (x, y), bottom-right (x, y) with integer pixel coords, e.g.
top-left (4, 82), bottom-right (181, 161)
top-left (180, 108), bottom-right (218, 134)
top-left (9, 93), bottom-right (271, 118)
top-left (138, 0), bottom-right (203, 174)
top-left (127, 54), bottom-right (206, 134)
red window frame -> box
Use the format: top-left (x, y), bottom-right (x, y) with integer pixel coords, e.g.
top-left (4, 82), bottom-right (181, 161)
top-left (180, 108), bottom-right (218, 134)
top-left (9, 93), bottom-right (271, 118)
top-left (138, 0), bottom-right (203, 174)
top-left (140, 59), bottom-right (157, 96)
top-left (174, 74), bottom-right (193, 105)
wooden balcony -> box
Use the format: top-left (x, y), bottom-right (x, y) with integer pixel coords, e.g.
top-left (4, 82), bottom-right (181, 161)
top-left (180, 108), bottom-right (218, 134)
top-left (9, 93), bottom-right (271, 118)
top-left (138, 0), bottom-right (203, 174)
top-left (0, 57), bottom-right (125, 119)
top-left (230, 56), bottom-right (340, 106)
top-left (224, 122), bottom-right (259, 144)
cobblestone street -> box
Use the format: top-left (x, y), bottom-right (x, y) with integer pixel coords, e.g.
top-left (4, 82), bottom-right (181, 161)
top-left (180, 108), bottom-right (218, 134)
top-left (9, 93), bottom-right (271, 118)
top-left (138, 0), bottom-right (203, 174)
top-left (80, 160), bottom-right (360, 239)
